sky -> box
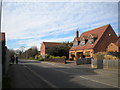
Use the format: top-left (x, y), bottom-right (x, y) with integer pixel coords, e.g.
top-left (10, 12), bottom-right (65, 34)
top-left (1, 0), bottom-right (119, 51)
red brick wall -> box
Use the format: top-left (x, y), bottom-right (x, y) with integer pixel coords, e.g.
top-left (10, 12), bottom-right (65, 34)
top-left (107, 43), bottom-right (119, 52)
top-left (94, 25), bottom-right (118, 53)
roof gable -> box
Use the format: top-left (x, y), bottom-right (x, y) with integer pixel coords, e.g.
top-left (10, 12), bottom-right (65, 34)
top-left (70, 24), bottom-right (111, 51)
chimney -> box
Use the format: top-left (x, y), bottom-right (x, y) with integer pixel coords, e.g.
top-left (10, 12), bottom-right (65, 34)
top-left (76, 29), bottom-right (79, 38)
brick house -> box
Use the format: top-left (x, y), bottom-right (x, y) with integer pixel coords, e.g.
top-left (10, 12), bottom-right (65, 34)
top-left (107, 37), bottom-right (120, 52)
top-left (40, 42), bottom-right (62, 58)
top-left (69, 24), bottom-right (118, 59)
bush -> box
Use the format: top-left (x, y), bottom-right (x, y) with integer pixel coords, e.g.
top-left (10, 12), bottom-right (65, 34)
top-left (104, 55), bottom-right (119, 60)
top-left (107, 52), bottom-right (120, 59)
top-left (49, 55), bottom-right (60, 59)
top-left (37, 58), bottom-right (44, 61)
top-left (49, 55), bottom-right (65, 59)
top-left (47, 45), bottom-right (69, 59)
top-left (29, 57), bottom-right (34, 60)
top-left (45, 54), bottom-right (50, 58)
top-left (93, 52), bottom-right (107, 60)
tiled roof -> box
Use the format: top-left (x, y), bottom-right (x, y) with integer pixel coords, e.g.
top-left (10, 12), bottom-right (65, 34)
top-left (70, 24), bottom-right (110, 51)
top-left (43, 42), bottom-right (62, 47)
top-left (82, 36), bottom-right (88, 39)
top-left (90, 34), bottom-right (98, 38)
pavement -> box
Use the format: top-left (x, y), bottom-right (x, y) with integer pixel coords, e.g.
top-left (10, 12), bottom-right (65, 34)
top-left (3, 59), bottom-right (119, 89)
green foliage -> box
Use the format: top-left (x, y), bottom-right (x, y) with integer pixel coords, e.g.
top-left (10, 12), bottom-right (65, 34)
top-left (37, 58), bottom-right (44, 61)
top-left (49, 55), bottom-right (65, 59)
top-left (93, 52), bottom-right (107, 60)
top-left (107, 52), bottom-right (120, 59)
top-left (93, 52), bottom-right (119, 60)
top-left (62, 41), bottom-right (73, 48)
top-left (45, 54), bottom-right (50, 58)
top-left (29, 57), bottom-right (34, 60)
top-left (104, 55), bottom-right (119, 60)
top-left (20, 46), bottom-right (38, 59)
top-left (49, 55), bottom-right (60, 59)
top-left (47, 44), bottom-right (69, 59)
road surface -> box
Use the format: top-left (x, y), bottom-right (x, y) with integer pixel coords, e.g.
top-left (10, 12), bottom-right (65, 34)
top-left (7, 59), bottom-right (119, 89)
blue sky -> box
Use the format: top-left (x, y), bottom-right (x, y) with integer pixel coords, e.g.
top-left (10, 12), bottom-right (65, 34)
top-left (1, 0), bottom-right (119, 51)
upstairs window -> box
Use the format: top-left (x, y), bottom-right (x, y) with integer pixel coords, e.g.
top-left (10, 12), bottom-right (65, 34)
top-left (88, 35), bottom-right (97, 44)
top-left (88, 38), bottom-right (94, 44)
top-left (80, 38), bottom-right (85, 45)
top-left (73, 40), bottom-right (79, 46)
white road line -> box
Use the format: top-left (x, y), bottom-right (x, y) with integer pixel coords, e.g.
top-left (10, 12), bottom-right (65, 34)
top-left (23, 64), bottom-right (119, 88)
top-left (53, 68), bottom-right (119, 88)
top-left (79, 76), bottom-right (119, 88)
top-left (23, 65), bottom-right (57, 88)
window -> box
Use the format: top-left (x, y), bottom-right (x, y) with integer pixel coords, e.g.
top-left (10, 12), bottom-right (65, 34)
top-left (88, 35), bottom-right (97, 44)
top-left (88, 38), bottom-right (94, 44)
top-left (80, 38), bottom-right (85, 45)
top-left (85, 51), bottom-right (90, 57)
top-left (73, 40), bottom-right (78, 46)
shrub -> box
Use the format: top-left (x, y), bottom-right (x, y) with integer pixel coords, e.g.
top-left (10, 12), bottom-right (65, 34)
top-left (29, 57), bottom-right (34, 60)
top-left (49, 55), bottom-right (60, 59)
top-left (107, 52), bottom-right (120, 59)
top-left (47, 45), bottom-right (69, 59)
top-left (104, 55), bottom-right (119, 60)
top-left (45, 54), bottom-right (50, 58)
top-left (49, 55), bottom-right (65, 59)
top-left (93, 52), bottom-right (107, 60)
top-left (37, 58), bottom-right (44, 61)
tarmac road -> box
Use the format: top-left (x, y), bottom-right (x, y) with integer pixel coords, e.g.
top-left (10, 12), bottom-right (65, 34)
top-left (7, 59), bottom-right (119, 89)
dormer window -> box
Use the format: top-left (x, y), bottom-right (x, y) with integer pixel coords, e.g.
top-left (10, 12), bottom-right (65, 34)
top-left (73, 39), bottom-right (79, 46)
top-left (88, 34), bottom-right (98, 44)
top-left (88, 39), bottom-right (94, 44)
top-left (80, 38), bottom-right (85, 45)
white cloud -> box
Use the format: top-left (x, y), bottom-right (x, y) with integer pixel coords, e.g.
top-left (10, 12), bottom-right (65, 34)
top-left (17, 36), bottom-right (74, 50)
top-left (3, 0), bottom-right (120, 2)
top-left (1, 2), bottom-right (118, 50)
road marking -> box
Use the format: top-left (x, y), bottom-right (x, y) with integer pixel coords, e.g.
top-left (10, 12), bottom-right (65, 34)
top-left (79, 76), bottom-right (119, 88)
top-left (23, 65), bottom-right (57, 88)
top-left (53, 68), bottom-right (119, 88)
top-left (22, 63), bottom-right (119, 88)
